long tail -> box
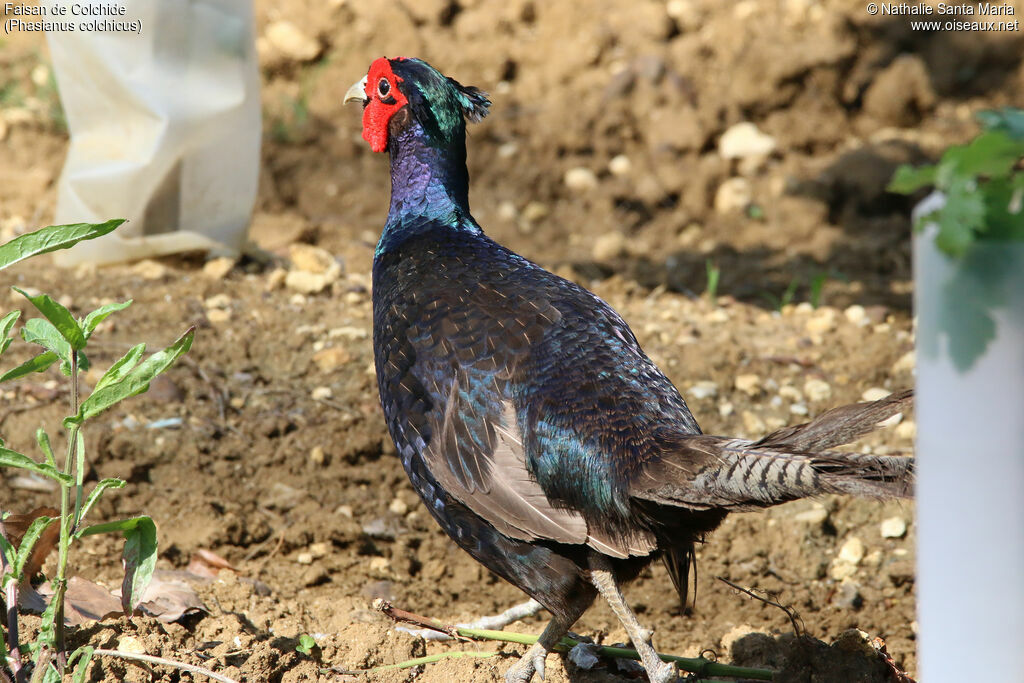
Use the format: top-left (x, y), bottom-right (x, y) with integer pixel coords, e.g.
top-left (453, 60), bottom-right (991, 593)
top-left (634, 389), bottom-right (914, 512)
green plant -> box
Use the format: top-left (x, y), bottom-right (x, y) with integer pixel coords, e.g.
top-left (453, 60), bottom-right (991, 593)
top-left (0, 221), bottom-right (194, 682)
top-left (295, 633), bottom-right (316, 655)
top-left (704, 258), bottom-right (720, 302)
top-left (888, 107), bottom-right (1024, 257)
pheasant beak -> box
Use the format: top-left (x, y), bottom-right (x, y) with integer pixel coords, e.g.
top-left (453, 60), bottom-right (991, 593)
top-left (344, 76), bottom-right (369, 105)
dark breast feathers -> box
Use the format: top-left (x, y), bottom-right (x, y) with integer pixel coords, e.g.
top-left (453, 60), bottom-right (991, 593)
top-left (372, 226), bottom-right (703, 566)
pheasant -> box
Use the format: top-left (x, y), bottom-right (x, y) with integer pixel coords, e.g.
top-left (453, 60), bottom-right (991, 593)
top-left (344, 57), bottom-right (913, 683)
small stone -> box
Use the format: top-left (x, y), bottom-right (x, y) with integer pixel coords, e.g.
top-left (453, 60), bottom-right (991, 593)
top-left (31, 64), bottom-right (50, 87)
top-left (789, 402), bottom-right (809, 415)
top-left (803, 378), bottom-right (832, 402)
top-left (336, 504), bottom-right (354, 518)
top-left (892, 351), bottom-right (915, 374)
top-left (132, 259), bottom-right (167, 280)
top-left (497, 201), bottom-right (517, 221)
top-left (205, 293), bottom-right (232, 309)
top-left (368, 556), bottom-right (390, 572)
top-left (203, 257), bottom-right (236, 280)
top-left (568, 642), bottom-right (602, 670)
top-left (838, 536), bottom-right (865, 564)
top-left (734, 373), bottom-right (761, 396)
top-left (389, 498), bottom-right (409, 515)
top-left (794, 503), bottom-right (829, 524)
top-left (805, 308), bottom-right (836, 335)
top-left (844, 304), bottom-right (868, 326)
top-left (591, 231), bottom-right (626, 261)
top-left (861, 387), bottom-right (890, 402)
top-left (521, 202), bottom-right (549, 223)
top-left (309, 541), bottom-right (331, 558)
top-left (206, 308), bottom-right (232, 324)
top-left (714, 177), bottom-right (752, 213)
top-left (285, 270), bottom-right (333, 294)
top-left (688, 380), bottom-right (718, 400)
top-left (779, 385), bottom-right (803, 402)
top-left (718, 400), bottom-right (734, 418)
top-left (498, 142), bottom-right (518, 158)
top-left (718, 122), bottom-right (777, 160)
top-left (265, 21), bottom-right (321, 61)
top-left (116, 635), bottom-right (147, 655)
top-left (880, 516), bottom-right (907, 539)
top-left (312, 346), bottom-right (352, 372)
top-left (564, 167), bottom-right (598, 192)
top-left (309, 446), bottom-right (326, 466)
top-left (742, 410), bottom-right (766, 435)
top-left (266, 267), bottom-right (287, 291)
top-left (608, 154), bottom-right (632, 176)
top-left (296, 552), bottom-right (314, 565)
top-left (831, 579), bottom-right (863, 609)
top-left (830, 560), bottom-right (858, 581)
top-left (896, 420), bottom-right (916, 440)
top-left (329, 326), bottom-right (369, 340)
top-left (310, 386), bottom-right (333, 400)
top-left (290, 244), bottom-right (338, 275)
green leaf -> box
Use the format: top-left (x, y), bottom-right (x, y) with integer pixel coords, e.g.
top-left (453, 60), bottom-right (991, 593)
top-left (67, 645), bottom-right (96, 683)
top-left (92, 343), bottom-right (146, 393)
top-left (932, 177), bottom-right (987, 257)
top-left (13, 515), bottom-right (56, 578)
top-left (36, 428), bottom-right (56, 468)
top-left (77, 516), bottom-right (157, 614)
top-left (0, 351), bottom-right (58, 383)
top-left (977, 107), bottom-right (1024, 139)
top-left (20, 318), bottom-right (71, 365)
top-left (72, 327), bottom-right (194, 425)
top-left (0, 309), bottom-right (19, 342)
top-left (75, 478), bottom-right (125, 528)
top-left (0, 219), bottom-right (125, 271)
top-left (0, 531), bottom-right (15, 576)
top-left (0, 447), bottom-right (73, 485)
top-left (12, 287), bottom-right (86, 351)
top-left (81, 300), bottom-right (132, 339)
top-left (887, 163), bottom-right (937, 194)
top-left (944, 130), bottom-right (1024, 181)
top-left (296, 634), bottom-right (316, 655)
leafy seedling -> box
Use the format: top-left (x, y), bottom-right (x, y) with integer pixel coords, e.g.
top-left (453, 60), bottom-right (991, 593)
top-left (0, 221), bottom-right (193, 682)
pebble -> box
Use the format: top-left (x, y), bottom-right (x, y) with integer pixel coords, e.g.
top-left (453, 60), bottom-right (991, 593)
top-left (265, 267), bottom-right (287, 291)
top-left (844, 304), bottom-right (868, 326)
top-left (312, 346), bottom-right (351, 372)
top-left (742, 410), bottom-right (766, 435)
top-left (296, 552), bottom-right (314, 565)
top-left (498, 142), bottom-right (518, 158)
top-left (497, 201), bottom-right (517, 221)
top-left (608, 154), bottom-right (632, 176)
top-left (309, 541), bottom-right (330, 558)
top-left (389, 497), bottom-right (409, 516)
top-left (803, 378), bottom-right (832, 402)
top-left (880, 516), bottom-right (907, 539)
top-left (778, 385), bottom-right (802, 402)
top-left (290, 243), bottom-right (338, 275)
top-left (591, 231), bottom-right (626, 261)
top-left (892, 350), bottom-right (915, 374)
top-left (838, 536), bottom-right (865, 564)
top-left (688, 380), bottom-right (718, 400)
top-left (203, 257), bottom-right (236, 280)
top-left (718, 122), bottom-right (777, 160)
top-left (132, 259), bottom-right (168, 280)
top-left (205, 293), bottom-right (231, 309)
top-left (564, 167), bottom-right (598, 192)
top-left (714, 177), bottom-right (752, 213)
top-left (521, 201), bottom-right (549, 224)
top-left (116, 636), bottom-right (147, 655)
top-left (789, 402), bottom-right (809, 416)
top-left (895, 420), bottom-right (916, 440)
top-left (718, 400), bottom-right (734, 418)
top-left (285, 270), bottom-right (335, 295)
top-left (309, 446), bottom-right (326, 466)
top-left (793, 503), bottom-right (829, 524)
top-left (368, 557), bottom-right (390, 572)
top-left (861, 387), bottom-right (890, 402)
top-left (265, 21), bottom-right (320, 61)
top-left (734, 373), bottom-right (761, 396)
top-left (310, 386), bottom-right (333, 400)
top-left (719, 623), bottom-right (761, 654)
top-left (336, 504), bottom-right (354, 518)
top-left (206, 308), bottom-right (232, 324)
top-left (804, 308), bottom-right (836, 335)
top-left (329, 326), bottom-right (369, 340)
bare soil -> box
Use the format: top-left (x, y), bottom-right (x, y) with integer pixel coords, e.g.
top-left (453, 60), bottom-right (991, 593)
top-left (2, 0), bottom-right (1021, 681)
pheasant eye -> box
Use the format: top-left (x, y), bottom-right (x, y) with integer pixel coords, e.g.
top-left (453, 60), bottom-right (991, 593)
top-left (377, 78), bottom-right (391, 98)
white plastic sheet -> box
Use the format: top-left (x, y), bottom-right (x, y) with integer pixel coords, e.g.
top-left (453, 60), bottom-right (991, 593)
top-left (46, 0), bottom-right (261, 265)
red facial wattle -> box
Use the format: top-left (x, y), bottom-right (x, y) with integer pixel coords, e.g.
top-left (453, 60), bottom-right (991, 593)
top-left (362, 57), bottom-right (408, 153)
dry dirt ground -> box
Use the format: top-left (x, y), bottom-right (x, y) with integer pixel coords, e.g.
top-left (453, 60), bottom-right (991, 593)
top-left (1, 0), bottom-right (1022, 681)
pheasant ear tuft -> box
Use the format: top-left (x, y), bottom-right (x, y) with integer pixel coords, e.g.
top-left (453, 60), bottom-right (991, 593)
top-left (451, 81), bottom-right (490, 123)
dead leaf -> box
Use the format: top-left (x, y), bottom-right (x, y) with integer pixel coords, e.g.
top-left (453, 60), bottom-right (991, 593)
top-left (187, 548), bottom-right (236, 578)
top-left (20, 570), bottom-right (206, 625)
top-left (3, 506), bottom-right (60, 584)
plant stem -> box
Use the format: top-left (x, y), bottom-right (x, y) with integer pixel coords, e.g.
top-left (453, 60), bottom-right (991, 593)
top-left (91, 649), bottom-right (239, 683)
top-left (51, 353), bottom-right (81, 669)
top-left (0, 518), bottom-right (25, 683)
